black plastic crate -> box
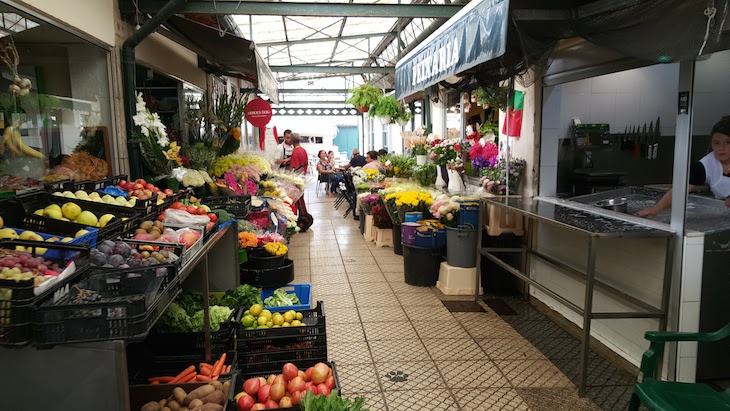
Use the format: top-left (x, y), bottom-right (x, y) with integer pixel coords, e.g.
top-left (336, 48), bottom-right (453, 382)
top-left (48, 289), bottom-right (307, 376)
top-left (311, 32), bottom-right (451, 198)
top-left (228, 361), bottom-right (342, 410)
top-left (42, 179), bottom-right (74, 191)
top-left (0, 240), bottom-right (91, 346)
top-left (74, 175), bottom-right (126, 191)
top-left (33, 263), bottom-right (180, 345)
top-left (203, 220), bottom-right (220, 243)
top-left (15, 191), bottom-right (141, 241)
top-left (203, 195), bottom-right (251, 218)
top-left (146, 308), bottom-right (238, 357)
top-left (127, 349), bottom-right (237, 385)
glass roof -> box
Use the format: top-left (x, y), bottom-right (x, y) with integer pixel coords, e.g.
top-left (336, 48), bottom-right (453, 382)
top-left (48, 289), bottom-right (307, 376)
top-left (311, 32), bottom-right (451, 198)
top-left (232, 0), bottom-right (453, 97)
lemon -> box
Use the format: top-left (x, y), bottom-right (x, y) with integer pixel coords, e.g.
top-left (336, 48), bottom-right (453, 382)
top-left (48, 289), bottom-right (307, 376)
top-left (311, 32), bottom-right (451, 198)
top-left (282, 322), bottom-right (290, 327)
top-left (75, 229), bottom-right (90, 238)
top-left (261, 310), bottom-right (272, 320)
top-left (283, 311), bottom-right (295, 323)
top-left (257, 316), bottom-right (268, 326)
top-left (272, 324), bottom-right (281, 328)
top-left (272, 313), bottom-right (284, 326)
top-left (266, 321), bottom-right (273, 327)
top-left (291, 320), bottom-right (302, 326)
top-left (296, 312), bottom-right (303, 321)
top-left (258, 325), bottom-right (268, 329)
top-left (250, 304), bottom-right (263, 317)
top-left (244, 310), bottom-right (250, 316)
top-left (19, 230), bottom-right (37, 240)
top-left (44, 208), bottom-right (63, 219)
top-left (61, 237), bottom-right (73, 243)
top-left (74, 190), bottom-right (89, 200)
top-left (241, 314), bottom-right (255, 328)
top-left (76, 211), bottom-right (98, 227)
top-left (98, 214), bottom-right (116, 228)
top-left (61, 202), bottom-right (82, 221)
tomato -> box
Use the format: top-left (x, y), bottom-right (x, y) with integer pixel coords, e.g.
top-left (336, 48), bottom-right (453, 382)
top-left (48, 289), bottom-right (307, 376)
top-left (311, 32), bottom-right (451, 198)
top-left (186, 205), bottom-right (198, 215)
top-left (196, 207), bottom-right (207, 215)
top-left (207, 213), bottom-right (218, 223)
top-left (157, 212), bottom-right (165, 222)
top-left (206, 221), bottom-right (214, 231)
top-left (172, 201), bottom-right (185, 210)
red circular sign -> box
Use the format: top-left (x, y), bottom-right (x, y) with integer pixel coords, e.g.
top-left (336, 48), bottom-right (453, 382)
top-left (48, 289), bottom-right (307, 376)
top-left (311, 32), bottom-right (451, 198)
top-left (245, 97), bottom-right (272, 128)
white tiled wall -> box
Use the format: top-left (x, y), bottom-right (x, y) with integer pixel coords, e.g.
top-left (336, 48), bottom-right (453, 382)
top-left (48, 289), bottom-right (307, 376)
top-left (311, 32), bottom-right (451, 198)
top-left (693, 49), bottom-right (730, 135)
top-left (675, 235), bottom-right (705, 383)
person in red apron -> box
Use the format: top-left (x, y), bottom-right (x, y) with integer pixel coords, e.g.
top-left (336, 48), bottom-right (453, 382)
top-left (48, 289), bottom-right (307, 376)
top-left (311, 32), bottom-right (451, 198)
top-left (640, 116), bottom-right (730, 218)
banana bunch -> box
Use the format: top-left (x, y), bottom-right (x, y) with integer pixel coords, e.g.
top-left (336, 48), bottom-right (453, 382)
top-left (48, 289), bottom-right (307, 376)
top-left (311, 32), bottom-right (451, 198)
top-left (1, 126), bottom-right (43, 158)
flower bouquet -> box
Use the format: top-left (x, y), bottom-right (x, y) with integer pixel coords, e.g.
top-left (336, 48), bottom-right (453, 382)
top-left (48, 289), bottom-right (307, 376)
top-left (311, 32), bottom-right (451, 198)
top-left (429, 139), bottom-right (462, 166)
top-left (413, 164), bottom-right (437, 187)
top-left (402, 127), bottom-right (428, 156)
top-left (212, 153), bottom-right (271, 178)
top-left (430, 198), bottom-right (461, 228)
top-left (481, 157), bottom-right (527, 196)
top-left (361, 193), bottom-right (381, 215)
top-left (383, 189), bottom-right (433, 224)
top-left (371, 203), bottom-right (393, 229)
top-left (131, 92), bottom-right (180, 176)
top-left (469, 138), bottom-right (499, 171)
top-left (381, 154), bottom-right (416, 178)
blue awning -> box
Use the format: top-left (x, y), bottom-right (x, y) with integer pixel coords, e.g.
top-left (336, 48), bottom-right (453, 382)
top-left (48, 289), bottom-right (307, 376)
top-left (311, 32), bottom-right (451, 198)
top-left (395, 0), bottom-right (509, 100)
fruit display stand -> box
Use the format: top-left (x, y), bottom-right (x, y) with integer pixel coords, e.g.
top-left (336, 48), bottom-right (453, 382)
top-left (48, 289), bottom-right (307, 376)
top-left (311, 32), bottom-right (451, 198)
top-left (0, 221), bottom-right (241, 411)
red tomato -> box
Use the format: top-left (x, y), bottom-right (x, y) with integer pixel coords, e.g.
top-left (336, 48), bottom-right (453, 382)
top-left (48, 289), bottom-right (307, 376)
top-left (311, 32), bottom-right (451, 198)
top-left (186, 205), bottom-right (198, 215)
top-left (172, 201), bottom-right (185, 210)
top-left (196, 207), bottom-right (207, 215)
top-left (206, 221), bottom-right (214, 231)
top-left (157, 212), bottom-right (165, 222)
top-left (207, 213), bottom-right (218, 223)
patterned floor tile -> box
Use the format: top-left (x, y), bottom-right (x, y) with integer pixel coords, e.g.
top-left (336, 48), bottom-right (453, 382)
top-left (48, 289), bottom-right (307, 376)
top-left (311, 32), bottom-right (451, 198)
top-left (584, 385), bottom-right (634, 411)
top-left (455, 388), bottom-right (532, 411)
top-left (552, 356), bottom-right (635, 387)
top-left (410, 319), bottom-right (471, 340)
top-left (497, 359), bottom-right (574, 388)
top-left (436, 360), bottom-right (510, 388)
top-left (328, 342), bottom-right (373, 365)
top-left (461, 316), bottom-right (523, 339)
top-left (311, 281), bottom-right (352, 295)
top-left (376, 361), bottom-right (446, 391)
top-left (357, 304), bottom-right (407, 323)
top-left (311, 271), bottom-right (350, 282)
top-left (336, 363), bottom-right (381, 393)
top-left (345, 264), bottom-right (384, 274)
top-left (351, 282), bottom-right (394, 294)
top-left (402, 304), bottom-right (453, 322)
top-left (396, 292), bottom-right (444, 306)
top-left (422, 338), bottom-right (489, 361)
top-left (342, 391), bottom-right (388, 411)
top-left (369, 339), bottom-right (430, 363)
top-left (383, 271), bottom-right (407, 283)
top-left (378, 263), bottom-right (405, 273)
top-left (314, 292), bottom-right (356, 308)
top-left (327, 322), bottom-right (366, 345)
top-left (354, 292), bottom-right (400, 307)
top-left (328, 307), bottom-right (361, 324)
top-left (310, 257), bottom-right (345, 266)
top-left (363, 321), bottom-right (419, 341)
top-left (310, 264), bottom-right (347, 275)
top-left (389, 282), bottom-right (438, 294)
top-left (517, 320), bottom-right (574, 341)
top-left (452, 311), bottom-right (500, 322)
top-left (342, 256), bottom-right (377, 265)
top-left (478, 338), bottom-right (549, 361)
top-left (515, 387), bottom-right (602, 411)
top-left (293, 275), bottom-right (311, 283)
top-left (338, 247), bottom-right (373, 256)
top-left (384, 389), bottom-right (457, 410)
top-left (347, 272), bottom-right (388, 283)
top-left (530, 337), bottom-right (583, 360)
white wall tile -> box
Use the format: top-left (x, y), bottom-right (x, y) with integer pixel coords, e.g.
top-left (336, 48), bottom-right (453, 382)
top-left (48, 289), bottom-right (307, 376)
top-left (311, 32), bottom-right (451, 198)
top-left (542, 85), bottom-right (562, 129)
top-left (591, 73), bottom-right (617, 94)
top-left (614, 93), bottom-right (641, 132)
top-left (677, 357), bottom-right (697, 383)
top-left (540, 129), bottom-right (560, 167)
top-left (561, 92), bottom-right (592, 127)
top-left (589, 93), bottom-right (617, 124)
top-left (679, 301), bottom-right (701, 333)
top-left (681, 242), bottom-right (704, 303)
top-left (563, 78), bottom-right (591, 95)
top-left (678, 341), bottom-right (698, 359)
top-left (694, 49), bottom-right (730, 93)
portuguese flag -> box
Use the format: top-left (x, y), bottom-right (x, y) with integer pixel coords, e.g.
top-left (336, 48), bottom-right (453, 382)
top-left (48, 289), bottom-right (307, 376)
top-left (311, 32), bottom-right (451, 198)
top-left (502, 90), bottom-right (524, 138)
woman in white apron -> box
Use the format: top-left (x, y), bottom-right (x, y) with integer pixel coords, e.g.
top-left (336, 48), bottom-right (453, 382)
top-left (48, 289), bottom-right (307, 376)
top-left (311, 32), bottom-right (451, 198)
top-left (639, 116), bottom-right (730, 218)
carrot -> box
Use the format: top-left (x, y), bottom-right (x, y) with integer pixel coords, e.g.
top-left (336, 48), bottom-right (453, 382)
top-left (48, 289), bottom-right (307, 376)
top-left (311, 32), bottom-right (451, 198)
top-left (200, 363), bottom-right (213, 371)
top-left (200, 367), bottom-right (212, 377)
top-left (169, 365), bottom-right (196, 384)
top-left (151, 381), bottom-right (159, 385)
top-left (212, 375), bottom-right (218, 381)
top-left (196, 375), bottom-right (211, 382)
top-left (171, 371), bottom-right (195, 384)
top-left (225, 365), bottom-right (231, 374)
top-left (148, 376), bottom-right (175, 383)
top-left (211, 353), bottom-right (226, 377)
top-left (181, 372), bottom-right (197, 383)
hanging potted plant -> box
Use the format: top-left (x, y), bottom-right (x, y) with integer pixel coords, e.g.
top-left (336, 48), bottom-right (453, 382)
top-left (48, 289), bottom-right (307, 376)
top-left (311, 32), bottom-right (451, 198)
top-left (372, 94), bottom-right (401, 125)
top-left (395, 107), bottom-right (413, 127)
top-left (346, 82), bottom-right (382, 113)
top-left (472, 84), bottom-right (509, 111)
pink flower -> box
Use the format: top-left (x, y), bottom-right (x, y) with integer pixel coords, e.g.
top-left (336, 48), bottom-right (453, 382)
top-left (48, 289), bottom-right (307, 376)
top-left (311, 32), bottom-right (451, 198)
top-left (454, 144), bottom-right (461, 151)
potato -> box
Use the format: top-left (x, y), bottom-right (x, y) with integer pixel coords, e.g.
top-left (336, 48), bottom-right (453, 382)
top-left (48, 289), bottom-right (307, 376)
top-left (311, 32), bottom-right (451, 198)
top-left (162, 408), bottom-right (171, 411)
top-left (172, 387), bottom-right (186, 405)
top-left (208, 381), bottom-right (222, 391)
top-left (201, 390), bottom-right (225, 405)
top-left (167, 400), bottom-right (181, 411)
top-left (190, 404), bottom-right (222, 411)
top-left (141, 401), bottom-right (161, 411)
top-left (188, 399), bottom-right (203, 409)
top-left (183, 385), bottom-right (215, 405)
top-left (222, 381), bottom-right (230, 398)
top-left (179, 408), bottom-right (189, 411)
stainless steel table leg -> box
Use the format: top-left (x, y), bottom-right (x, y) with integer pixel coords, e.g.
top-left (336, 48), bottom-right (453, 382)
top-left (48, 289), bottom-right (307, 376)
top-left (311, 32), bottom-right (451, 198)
top-left (579, 236), bottom-right (598, 396)
top-left (475, 200), bottom-right (485, 303)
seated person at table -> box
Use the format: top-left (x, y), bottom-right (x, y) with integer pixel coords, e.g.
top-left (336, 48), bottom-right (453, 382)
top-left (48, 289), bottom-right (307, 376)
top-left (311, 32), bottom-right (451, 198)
top-left (328, 150), bottom-right (336, 166)
top-left (342, 148), bottom-right (367, 169)
top-left (362, 150), bottom-right (382, 171)
top-left (316, 150), bottom-right (342, 197)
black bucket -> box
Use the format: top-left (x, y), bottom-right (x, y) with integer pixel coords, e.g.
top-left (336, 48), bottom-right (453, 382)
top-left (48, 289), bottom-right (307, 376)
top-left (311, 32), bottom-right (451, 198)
top-left (393, 224), bottom-right (403, 255)
top-left (403, 244), bottom-right (443, 286)
top-left (240, 259), bottom-right (294, 288)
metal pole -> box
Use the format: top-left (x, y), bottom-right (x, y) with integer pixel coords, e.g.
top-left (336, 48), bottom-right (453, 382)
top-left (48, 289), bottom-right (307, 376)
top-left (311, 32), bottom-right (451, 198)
top-left (522, 218), bottom-right (534, 300)
top-left (579, 235), bottom-right (598, 396)
top-left (474, 198), bottom-right (484, 302)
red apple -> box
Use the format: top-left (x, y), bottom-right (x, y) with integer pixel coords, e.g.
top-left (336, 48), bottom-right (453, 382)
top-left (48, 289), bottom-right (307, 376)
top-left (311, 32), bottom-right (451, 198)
top-left (237, 393), bottom-right (254, 410)
top-left (279, 397), bottom-right (293, 408)
top-left (257, 377), bottom-right (267, 387)
top-left (135, 178), bottom-right (146, 185)
top-left (164, 189), bottom-right (174, 196)
top-left (172, 201), bottom-right (184, 210)
top-left (133, 183), bottom-right (144, 190)
top-left (124, 182), bottom-right (135, 191)
top-left (291, 391), bottom-right (306, 406)
top-left (317, 384), bottom-right (331, 396)
top-left (250, 405), bottom-right (265, 411)
top-left (273, 375), bottom-right (286, 388)
top-left (243, 378), bottom-right (261, 396)
top-left (186, 205), bottom-right (198, 215)
top-left (297, 370), bottom-right (307, 381)
top-left (270, 382), bottom-right (286, 402)
top-left (145, 183), bottom-right (154, 190)
top-left (305, 367), bottom-right (313, 382)
top-left (282, 363), bottom-right (299, 381)
top-left (258, 384), bottom-right (271, 403)
top-left (304, 382), bottom-right (317, 395)
top-left (207, 213), bottom-right (218, 223)
top-left (287, 377), bottom-right (305, 394)
top-left (196, 207), bottom-right (207, 215)
top-left (325, 376), bottom-right (335, 390)
top-left (180, 231), bottom-right (198, 249)
top-left (311, 363), bottom-right (330, 385)
top-left (119, 179), bottom-right (127, 186)
top-left (264, 400), bottom-right (279, 409)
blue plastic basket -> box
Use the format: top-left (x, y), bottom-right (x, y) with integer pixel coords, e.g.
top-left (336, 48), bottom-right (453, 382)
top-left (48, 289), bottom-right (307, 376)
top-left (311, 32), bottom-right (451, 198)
top-left (261, 283), bottom-right (312, 312)
top-left (415, 226), bottom-right (446, 249)
top-left (458, 201), bottom-right (479, 229)
top-left (4, 226), bottom-right (98, 259)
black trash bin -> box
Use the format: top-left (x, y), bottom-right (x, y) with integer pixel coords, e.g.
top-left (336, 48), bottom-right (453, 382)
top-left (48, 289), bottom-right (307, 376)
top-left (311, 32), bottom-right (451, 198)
top-left (403, 244), bottom-right (443, 286)
top-left (392, 224), bottom-right (403, 255)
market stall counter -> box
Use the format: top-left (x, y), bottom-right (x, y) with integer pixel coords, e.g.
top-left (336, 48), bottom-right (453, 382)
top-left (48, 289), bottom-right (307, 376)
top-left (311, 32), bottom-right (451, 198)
top-left (476, 195), bottom-right (674, 396)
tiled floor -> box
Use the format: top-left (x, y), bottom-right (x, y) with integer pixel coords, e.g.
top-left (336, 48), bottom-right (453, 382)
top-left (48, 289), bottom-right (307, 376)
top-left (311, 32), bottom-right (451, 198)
top-left (290, 181), bottom-right (633, 410)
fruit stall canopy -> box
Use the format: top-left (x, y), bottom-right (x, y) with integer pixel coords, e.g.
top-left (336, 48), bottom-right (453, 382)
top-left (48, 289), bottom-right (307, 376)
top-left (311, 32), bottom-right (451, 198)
top-left (395, 0), bottom-right (509, 100)
top-left (167, 16), bottom-right (278, 103)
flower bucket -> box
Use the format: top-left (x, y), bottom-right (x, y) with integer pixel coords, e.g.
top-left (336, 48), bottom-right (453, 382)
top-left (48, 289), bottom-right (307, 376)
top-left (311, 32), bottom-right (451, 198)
top-left (403, 244), bottom-right (442, 286)
top-left (416, 155), bottom-right (428, 165)
top-left (435, 165), bottom-right (446, 188)
top-left (415, 225), bottom-right (446, 249)
top-left (445, 226), bottom-right (478, 268)
top-left (359, 207), bottom-right (366, 234)
top-left (393, 224), bottom-right (403, 255)
top-left (447, 169), bottom-right (463, 194)
top-left (401, 222), bottom-right (419, 246)
top-left (458, 201), bottom-right (479, 229)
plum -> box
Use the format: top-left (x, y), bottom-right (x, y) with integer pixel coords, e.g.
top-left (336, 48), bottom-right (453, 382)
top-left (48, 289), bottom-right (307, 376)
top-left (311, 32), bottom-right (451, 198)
top-left (101, 240), bottom-right (116, 249)
top-left (113, 243), bottom-right (131, 258)
top-left (90, 252), bottom-right (108, 267)
top-left (119, 264), bottom-right (130, 269)
top-left (98, 245), bottom-right (113, 256)
top-left (108, 254), bottom-right (124, 268)
top-left (127, 258), bottom-right (141, 267)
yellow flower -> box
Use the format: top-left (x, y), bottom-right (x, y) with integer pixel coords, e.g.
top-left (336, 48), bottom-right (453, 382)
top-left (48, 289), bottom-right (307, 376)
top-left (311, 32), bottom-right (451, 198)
top-left (231, 128), bottom-right (242, 141)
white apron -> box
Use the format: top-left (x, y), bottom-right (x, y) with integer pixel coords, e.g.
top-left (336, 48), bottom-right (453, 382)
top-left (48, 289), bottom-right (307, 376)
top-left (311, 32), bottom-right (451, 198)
top-left (699, 153), bottom-right (730, 199)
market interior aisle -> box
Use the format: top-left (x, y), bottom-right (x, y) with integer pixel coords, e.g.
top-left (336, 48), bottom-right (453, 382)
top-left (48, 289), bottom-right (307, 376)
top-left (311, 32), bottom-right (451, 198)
top-left (287, 183), bottom-right (603, 411)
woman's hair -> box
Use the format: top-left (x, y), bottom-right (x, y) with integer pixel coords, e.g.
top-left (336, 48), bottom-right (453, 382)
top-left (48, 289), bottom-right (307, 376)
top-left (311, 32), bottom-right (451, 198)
top-left (711, 115), bottom-right (730, 137)
top-left (317, 150), bottom-right (326, 159)
top-left (328, 150), bottom-right (334, 155)
top-left (367, 150), bottom-right (379, 160)
top-left (378, 149), bottom-right (388, 156)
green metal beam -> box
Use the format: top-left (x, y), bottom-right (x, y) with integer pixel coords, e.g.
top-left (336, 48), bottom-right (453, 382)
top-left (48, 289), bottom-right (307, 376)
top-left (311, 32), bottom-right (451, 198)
top-left (257, 32), bottom-right (394, 47)
top-left (270, 65), bottom-right (394, 73)
top-left (127, 1), bottom-right (463, 18)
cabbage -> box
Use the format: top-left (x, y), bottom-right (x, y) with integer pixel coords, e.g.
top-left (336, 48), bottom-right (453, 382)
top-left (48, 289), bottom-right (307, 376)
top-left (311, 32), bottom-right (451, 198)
top-left (191, 305), bottom-right (233, 332)
top-left (156, 303), bottom-right (193, 333)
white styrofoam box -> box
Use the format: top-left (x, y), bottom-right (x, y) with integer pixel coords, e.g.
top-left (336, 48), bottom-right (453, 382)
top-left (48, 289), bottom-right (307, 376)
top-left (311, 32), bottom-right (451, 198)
top-left (679, 301), bottom-right (701, 333)
top-left (436, 262), bottom-right (481, 296)
top-left (677, 357), bottom-right (697, 383)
